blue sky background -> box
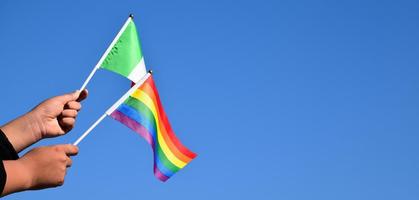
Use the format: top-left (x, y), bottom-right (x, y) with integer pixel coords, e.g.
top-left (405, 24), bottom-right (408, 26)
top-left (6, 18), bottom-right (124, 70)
top-left (0, 0), bottom-right (418, 199)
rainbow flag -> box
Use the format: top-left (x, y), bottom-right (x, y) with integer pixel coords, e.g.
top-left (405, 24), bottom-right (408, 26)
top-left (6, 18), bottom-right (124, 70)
top-left (108, 75), bottom-right (197, 181)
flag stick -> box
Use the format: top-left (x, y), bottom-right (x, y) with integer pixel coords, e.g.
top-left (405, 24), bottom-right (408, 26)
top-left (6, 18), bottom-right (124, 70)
top-left (79, 15), bottom-right (134, 91)
top-left (73, 71), bottom-right (152, 146)
top-left (79, 67), bottom-right (99, 91)
top-left (73, 113), bottom-right (106, 146)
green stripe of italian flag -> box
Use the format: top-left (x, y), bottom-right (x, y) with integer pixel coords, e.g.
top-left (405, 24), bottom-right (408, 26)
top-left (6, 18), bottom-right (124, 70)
top-left (97, 16), bottom-right (146, 82)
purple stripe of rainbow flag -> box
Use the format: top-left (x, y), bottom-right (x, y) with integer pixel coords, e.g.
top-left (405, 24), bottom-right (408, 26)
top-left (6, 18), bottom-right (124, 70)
top-left (109, 75), bottom-right (196, 181)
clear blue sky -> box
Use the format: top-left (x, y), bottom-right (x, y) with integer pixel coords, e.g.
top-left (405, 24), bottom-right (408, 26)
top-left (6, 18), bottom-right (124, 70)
top-left (0, 0), bottom-right (418, 199)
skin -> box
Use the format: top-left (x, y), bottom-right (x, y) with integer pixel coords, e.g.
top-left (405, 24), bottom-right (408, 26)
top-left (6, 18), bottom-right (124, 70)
top-left (0, 90), bottom-right (88, 196)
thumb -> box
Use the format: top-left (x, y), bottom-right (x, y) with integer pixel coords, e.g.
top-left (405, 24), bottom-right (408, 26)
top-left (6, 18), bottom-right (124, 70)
top-left (55, 91), bottom-right (80, 104)
top-left (54, 144), bottom-right (79, 156)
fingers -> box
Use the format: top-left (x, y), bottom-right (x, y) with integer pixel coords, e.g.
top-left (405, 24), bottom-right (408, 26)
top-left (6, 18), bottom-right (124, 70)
top-left (77, 89), bottom-right (88, 102)
top-left (60, 103), bottom-right (79, 132)
top-left (55, 144), bottom-right (79, 156)
top-left (55, 91), bottom-right (80, 104)
top-left (64, 145), bottom-right (79, 156)
top-left (66, 157), bottom-right (73, 167)
top-left (60, 89), bottom-right (86, 120)
top-left (65, 101), bottom-right (81, 110)
top-left (60, 117), bottom-right (75, 127)
top-left (54, 89), bottom-right (87, 135)
top-left (53, 145), bottom-right (77, 168)
top-left (55, 89), bottom-right (88, 104)
top-left (58, 104), bottom-right (81, 133)
top-left (61, 109), bottom-right (78, 118)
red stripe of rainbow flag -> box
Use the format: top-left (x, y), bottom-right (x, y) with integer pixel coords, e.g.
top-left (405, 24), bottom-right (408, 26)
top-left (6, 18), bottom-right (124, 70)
top-left (109, 75), bottom-right (196, 181)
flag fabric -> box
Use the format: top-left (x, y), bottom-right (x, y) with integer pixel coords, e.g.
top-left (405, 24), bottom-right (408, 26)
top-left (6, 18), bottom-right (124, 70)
top-left (99, 17), bottom-right (146, 82)
top-left (108, 75), bottom-right (197, 181)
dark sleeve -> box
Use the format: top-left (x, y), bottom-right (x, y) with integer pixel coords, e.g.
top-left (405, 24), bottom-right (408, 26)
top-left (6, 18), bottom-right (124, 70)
top-left (0, 129), bottom-right (19, 194)
top-left (0, 161), bottom-right (6, 195)
top-left (0, 130), bottom-right (19, 160)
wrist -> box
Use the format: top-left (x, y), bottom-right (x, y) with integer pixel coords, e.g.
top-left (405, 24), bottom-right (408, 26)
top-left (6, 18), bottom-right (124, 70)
top-left (24, 111), bottom-right (45, 141)
top-left (1, 112), bottom-right (42, 152)
top-left (2, 160), bottom-right (33, 195)
top-left (14, 159), bottom-right (33, 190)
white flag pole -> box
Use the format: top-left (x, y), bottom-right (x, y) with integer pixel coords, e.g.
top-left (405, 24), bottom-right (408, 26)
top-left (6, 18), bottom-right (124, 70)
top-left (73, 71), bottom-right (152, 146)
top-left (73, 113), bottom-right (106, 146)
top-left (79, 15), bottom-right (134, 91)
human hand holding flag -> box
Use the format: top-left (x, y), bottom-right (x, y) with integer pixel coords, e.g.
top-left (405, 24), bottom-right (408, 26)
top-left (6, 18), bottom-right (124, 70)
top-left (32, 89), bottom-right (88, 138)
top-left (2, 90), bottom-right (88, 153)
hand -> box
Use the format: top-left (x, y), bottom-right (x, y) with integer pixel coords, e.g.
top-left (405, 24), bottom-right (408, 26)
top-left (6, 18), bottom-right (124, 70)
top-left (20, 144), bottom-right (78, 189)
top-left (1, 90), bottom-right (88, 152)
top-left (2, 144), bottom-right (79, 195)
top-left (30, 89), bottom-right (88, 139)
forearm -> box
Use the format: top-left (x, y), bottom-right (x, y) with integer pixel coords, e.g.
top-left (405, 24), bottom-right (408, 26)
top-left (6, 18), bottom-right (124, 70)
top-left (2, 160), bottom-right (31, 196)
top-left (1, 112), bottom-right (41, 153)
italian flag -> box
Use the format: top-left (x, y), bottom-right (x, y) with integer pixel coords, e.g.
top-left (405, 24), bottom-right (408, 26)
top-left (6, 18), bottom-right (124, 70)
top-left (98, 16), bottom-right (146, 82)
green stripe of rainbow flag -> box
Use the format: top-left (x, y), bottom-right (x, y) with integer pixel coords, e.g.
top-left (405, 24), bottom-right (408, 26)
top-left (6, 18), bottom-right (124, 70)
top-left (109, 75), bottom-right (197, 181)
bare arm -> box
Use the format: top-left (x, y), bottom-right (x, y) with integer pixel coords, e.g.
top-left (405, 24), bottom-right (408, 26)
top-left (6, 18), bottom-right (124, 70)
top-left (2, 160), bottom-right (31, 195)
top-left (2, 144), bottom-right (78, 197)
top-left (1, 90), bottom-right (88, 152)
top-left (0, 90), bottom-right (87, 196)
